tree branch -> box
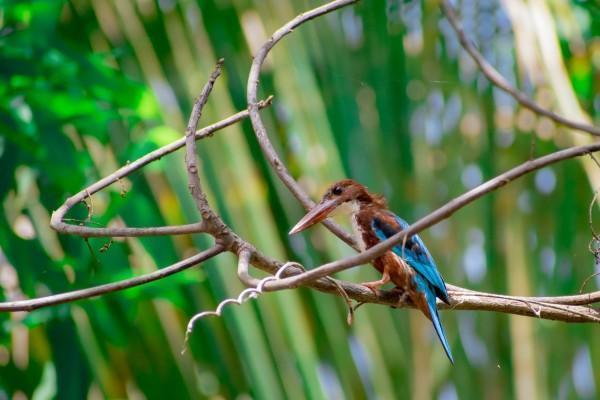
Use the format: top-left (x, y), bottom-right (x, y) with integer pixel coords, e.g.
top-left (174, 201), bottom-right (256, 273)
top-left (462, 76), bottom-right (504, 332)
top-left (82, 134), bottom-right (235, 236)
top-left (0, 245), bottom-right (224, 312)
top-left (247, 0), bottom-right (359, 249)
top-left (184, 58), bottom-right (224, 224)
top-left (440, 0), bottom-right (600, 136)
top-left (50, 96), bottom-right (273, 238)
top-left (260, 143), bottom-right (600, 291)
top-left (445, 286), bottom-right (600, 322)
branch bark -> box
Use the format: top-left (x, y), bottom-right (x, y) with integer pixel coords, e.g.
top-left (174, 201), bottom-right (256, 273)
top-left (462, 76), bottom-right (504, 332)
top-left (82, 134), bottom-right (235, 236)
top-left (184, 58), bottom-right (224, 225)
top-left (0, 245), bottom-right (223, 312)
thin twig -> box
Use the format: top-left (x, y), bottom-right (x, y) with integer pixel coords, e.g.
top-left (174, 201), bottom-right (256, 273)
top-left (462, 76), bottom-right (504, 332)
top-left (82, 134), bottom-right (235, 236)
top-left (83, 189), bottom-right (93, 222)
top-left (588, 189), bottom-right (600, 245)
top-left (589, 153), bottom-right (600, 169)
top-left (579, 272), bottom-right (600, 295)
top-left (50, 97), bottom-right (273, 238)
top-left (440, 0), bottom-right (600, 136)
top-left (184, 58), bottom-right (224, 221)
top-left (584, 189), bottom-right (600, 294)
top-left (326, 276), bottom-right (356, 325)
top-left (182, 261), bottom-right (303, 352)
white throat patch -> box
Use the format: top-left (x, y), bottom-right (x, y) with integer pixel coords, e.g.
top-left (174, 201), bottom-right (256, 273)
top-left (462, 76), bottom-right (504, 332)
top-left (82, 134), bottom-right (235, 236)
top-left (329, 201), bottom-right (366, 251)
top-left (348, 202), bottom-right (366, 252)
top-left (330, 200), bottom-right (359, 218)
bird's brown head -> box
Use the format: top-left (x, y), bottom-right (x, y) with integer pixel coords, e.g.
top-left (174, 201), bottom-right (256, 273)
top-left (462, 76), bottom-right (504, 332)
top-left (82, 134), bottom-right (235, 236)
top-left (289, 179), bottom-right (384, 235)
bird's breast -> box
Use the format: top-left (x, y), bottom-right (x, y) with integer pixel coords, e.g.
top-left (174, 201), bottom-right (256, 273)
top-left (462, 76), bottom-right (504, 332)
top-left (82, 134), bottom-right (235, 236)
top-left (353, 208), bottom-right (384, 251)
top-left (351, 214), bottom-right (368, 252)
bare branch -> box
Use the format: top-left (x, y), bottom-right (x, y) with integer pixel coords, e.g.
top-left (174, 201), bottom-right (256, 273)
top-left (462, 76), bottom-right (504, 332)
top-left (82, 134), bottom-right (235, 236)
top-left (50, 97), bottom-right (273, 238)
top-left (237, 247), bottom-right (261, 287)
top-left (240, 247), bottom-right (600, 323)
top-left (184, 58), bottom-right (224, 222)
top-left (461, 287), bottom-right (600, 306)
top-left (0, 245), bottom-right (224, 312)
top-left (261, 143), bottom-right (600, 291)
top-left (440, 0), bottom-right (600, 136)
top-left (247, 0), bottom-right (359, 249)
top-left (444, 289), bottom-right (600, 323)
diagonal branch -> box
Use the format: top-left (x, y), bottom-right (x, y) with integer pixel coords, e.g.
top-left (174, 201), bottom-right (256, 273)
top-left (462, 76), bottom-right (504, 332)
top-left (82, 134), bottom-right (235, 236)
top-left (260, 143), bottom-right (600, 291)
top-left (0, 245), bottom-right (224, 312)
top-left (440, 0), bottom-right (600, 136)
top-left (181, 59), bottom-right (247, 245)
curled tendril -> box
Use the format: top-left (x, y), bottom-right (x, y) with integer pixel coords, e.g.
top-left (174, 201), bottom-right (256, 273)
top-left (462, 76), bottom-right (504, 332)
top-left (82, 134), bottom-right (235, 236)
top-left (181, 262), bottom-right (302, 354)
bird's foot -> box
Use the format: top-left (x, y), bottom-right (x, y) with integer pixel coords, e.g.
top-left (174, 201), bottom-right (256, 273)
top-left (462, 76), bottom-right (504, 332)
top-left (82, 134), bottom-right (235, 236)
top-left (360, 281), bottom-right (385, 296)
top-left (360, 272), bottom-right (391, 296)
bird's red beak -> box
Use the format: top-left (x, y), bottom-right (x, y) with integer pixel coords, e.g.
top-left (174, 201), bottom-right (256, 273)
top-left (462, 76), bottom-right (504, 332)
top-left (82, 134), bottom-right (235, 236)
top-left (289, 198), bottom-right (338, 235)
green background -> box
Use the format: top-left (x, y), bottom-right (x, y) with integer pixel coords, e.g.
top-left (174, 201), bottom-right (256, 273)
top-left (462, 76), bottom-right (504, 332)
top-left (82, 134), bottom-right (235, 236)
top-left (1, 0), bottom-right (599, 398)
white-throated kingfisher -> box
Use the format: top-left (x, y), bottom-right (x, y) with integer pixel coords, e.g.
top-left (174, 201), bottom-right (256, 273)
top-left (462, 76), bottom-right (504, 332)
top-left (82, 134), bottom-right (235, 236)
top-left (289, 179), bottom-right (454, 363)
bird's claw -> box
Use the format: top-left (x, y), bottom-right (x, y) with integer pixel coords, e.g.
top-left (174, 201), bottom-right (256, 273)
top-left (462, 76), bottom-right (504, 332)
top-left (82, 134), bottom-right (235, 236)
top-left (361, 283), bottom-right (382, 296)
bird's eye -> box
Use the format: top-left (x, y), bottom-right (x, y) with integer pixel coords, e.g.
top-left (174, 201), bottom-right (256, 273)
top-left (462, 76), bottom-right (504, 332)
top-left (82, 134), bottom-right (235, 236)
top-left (332, 186), bottom-right (343, 195)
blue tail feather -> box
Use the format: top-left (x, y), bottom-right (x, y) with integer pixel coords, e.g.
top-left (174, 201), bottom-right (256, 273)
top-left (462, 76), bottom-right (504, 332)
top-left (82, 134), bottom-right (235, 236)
top-left (415, 275), bottom-right (454, 364)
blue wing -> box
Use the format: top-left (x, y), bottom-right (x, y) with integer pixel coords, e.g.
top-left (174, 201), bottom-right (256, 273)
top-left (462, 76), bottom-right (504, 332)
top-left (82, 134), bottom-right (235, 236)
top-left (371, 212), bottom-right (449, 303)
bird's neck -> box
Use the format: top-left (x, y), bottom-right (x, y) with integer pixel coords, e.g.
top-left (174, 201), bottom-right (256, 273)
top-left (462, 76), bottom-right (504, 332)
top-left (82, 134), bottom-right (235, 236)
top-left (342, 201), bottom-right (385, 251)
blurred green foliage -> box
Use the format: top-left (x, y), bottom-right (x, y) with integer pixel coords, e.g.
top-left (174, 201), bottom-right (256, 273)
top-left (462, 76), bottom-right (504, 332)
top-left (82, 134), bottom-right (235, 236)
top-left (0, 0), bottom-right (599, 399)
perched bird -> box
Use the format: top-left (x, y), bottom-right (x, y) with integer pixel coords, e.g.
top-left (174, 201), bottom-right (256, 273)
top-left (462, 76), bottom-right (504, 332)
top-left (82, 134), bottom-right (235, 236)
top-left (289, 179), bottom-right (453, 363)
